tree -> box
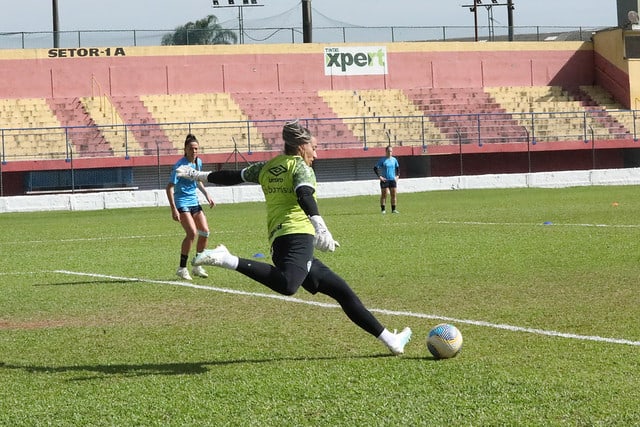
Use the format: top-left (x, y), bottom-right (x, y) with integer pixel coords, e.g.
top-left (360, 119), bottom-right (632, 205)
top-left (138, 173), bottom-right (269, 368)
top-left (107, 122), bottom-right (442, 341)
top-left (161, 15), bottom-right (237, 46)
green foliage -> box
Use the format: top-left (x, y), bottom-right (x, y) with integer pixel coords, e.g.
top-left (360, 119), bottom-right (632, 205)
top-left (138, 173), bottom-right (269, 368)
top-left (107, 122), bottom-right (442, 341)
top-left (1, 186), bottom-right (640, 425)
top-left (161, 14), bottom-right (237, 46)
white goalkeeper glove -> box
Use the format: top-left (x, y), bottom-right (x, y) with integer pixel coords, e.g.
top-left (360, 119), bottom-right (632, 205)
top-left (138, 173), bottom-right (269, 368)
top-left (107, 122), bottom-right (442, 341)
top-left (176, 165), bottom-right (210, 182)
top-left (309, 215), bottom-right (340, 252)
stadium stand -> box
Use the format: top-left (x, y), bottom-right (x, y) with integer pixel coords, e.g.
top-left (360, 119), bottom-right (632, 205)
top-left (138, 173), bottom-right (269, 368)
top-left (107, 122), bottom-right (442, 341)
top-left (0, 98), bottom-right (66, 160)
top-left (231, 91), bottom-right (358, 149)
top-left (319, 89), bottom-right (440, 148)
top-left (1, 31), bottom-right (638, 196)
top-left (109, 96), bottom-right (175, 156)
top-left (47, 97), bottom-right (114, 158)
top-left (140, 93), bottom-right (265, 153)
top-left (80, 95), bottom-right (135, 156)
top-left (484, 86), bottom-right (618, 143)
top-left (3, 85), bottom-right (632, 161)
top-left (577, 85), bottom-right (635, 140)
top-left (403, 87), bottom-right (526, 145)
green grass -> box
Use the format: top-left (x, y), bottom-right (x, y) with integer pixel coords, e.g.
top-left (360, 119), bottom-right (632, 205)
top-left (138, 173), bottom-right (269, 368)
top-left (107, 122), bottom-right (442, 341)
top-left (1, 186), bottom-right (640, 426)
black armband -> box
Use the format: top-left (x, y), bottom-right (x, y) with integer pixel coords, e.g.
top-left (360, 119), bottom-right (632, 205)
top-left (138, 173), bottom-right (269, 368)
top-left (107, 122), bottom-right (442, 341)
top-left (208, 170), bottom-right (244, 186)
top-left (296, 185), bottom-right (319, 217)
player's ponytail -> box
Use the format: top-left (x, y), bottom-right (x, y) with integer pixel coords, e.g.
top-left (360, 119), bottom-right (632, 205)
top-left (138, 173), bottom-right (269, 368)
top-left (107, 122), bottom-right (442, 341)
top-left (185, 133), bottom-right (198, 147)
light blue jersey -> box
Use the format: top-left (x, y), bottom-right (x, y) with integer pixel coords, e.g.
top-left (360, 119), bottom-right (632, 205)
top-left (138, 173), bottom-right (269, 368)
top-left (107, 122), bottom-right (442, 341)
top-left (169, 157), bottom-right (202, 209)
top-left (375, 156), bottom-right (399, 180)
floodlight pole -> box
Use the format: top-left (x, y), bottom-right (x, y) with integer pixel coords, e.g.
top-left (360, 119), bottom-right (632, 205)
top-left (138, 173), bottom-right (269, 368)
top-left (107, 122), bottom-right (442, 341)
top-left (473, 3), bottom-right (479, 41)
top-left (239, 6), bottom-right (244, 44)
top-left (462, 0), bottom-right (482, 41)
top-left (52, 0), bottom-right (60, 48)
top-left (507, 0), bottom-right (514, 41)
top-left (212, 1), bottom-right (263, 45)
top-left (302, 0), bottom-right (312, 43)
top-left (463, 1), bottom-right (514, 42)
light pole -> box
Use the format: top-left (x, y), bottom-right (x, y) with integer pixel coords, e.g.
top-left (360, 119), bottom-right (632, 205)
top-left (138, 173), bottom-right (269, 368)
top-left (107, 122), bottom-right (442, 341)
top-left (52, 0), bottom-right (60, 47)
top-left (462, 0), bottom-right (514, 41)
top-left (507, 0), bottom-right (514, 41)
top-left (212, 0), bottom-right (263, 45)
top-left (462, 0), bottom-right (481, 41)
top-left (302, 0), bottom-right (312, 43)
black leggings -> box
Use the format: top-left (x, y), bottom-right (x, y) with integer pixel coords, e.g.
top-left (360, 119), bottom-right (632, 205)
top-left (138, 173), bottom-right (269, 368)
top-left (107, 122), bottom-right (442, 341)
top-left (235, 234), bottom-right (384, 337)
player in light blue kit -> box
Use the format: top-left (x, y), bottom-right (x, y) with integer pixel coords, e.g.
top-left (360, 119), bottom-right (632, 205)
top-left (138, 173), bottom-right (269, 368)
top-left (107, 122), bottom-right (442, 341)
top-left (166, 134), bottom-right (215, 281)
top-left (373, 145), bottom-right (400, 214)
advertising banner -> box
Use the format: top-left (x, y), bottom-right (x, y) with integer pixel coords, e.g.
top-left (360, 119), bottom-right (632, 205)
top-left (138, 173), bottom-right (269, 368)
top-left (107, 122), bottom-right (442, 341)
top-left (324, 46), bottom-right (388, 76)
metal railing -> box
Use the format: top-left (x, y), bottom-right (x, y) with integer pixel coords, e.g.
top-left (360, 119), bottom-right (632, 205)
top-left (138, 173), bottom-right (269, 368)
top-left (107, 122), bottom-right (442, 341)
top-left (0, 25), bottom-right (606, 50)
top-left (1, 110), bottom-right (637, 164)
top-left (1, 109), bottom-right (638, 196)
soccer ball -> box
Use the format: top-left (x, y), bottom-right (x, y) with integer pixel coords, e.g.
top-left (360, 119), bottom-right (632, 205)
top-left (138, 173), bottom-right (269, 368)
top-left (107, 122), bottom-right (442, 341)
top-left (427, 323), bottom-right (463, 359)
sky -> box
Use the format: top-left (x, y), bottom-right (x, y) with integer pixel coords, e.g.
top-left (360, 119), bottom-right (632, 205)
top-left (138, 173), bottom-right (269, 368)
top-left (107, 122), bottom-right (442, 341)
top-left (0, 0), bottom-right (620, 34)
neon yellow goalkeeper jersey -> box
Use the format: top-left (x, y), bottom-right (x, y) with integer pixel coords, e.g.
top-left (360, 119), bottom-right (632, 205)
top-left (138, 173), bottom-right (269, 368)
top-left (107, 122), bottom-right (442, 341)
top-left (242, 155), bottom-right (316, 243)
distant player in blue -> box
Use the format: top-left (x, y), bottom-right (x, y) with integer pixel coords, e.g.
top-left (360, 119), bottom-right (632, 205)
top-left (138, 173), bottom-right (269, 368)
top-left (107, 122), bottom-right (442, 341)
top-left (373, 145), bottom-right (400, 214)
top-left (166, 134), bottom-right (215, 281)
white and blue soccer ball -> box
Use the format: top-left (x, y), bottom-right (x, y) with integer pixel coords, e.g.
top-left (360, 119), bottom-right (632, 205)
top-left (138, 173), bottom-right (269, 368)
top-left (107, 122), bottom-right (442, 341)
top-left (427, 323), bottom-right (463, 359)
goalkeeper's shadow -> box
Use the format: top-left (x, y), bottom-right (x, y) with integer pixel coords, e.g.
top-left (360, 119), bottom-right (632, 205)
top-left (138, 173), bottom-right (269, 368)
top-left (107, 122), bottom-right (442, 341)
top-left (0, 353), bottom-right (403, 381)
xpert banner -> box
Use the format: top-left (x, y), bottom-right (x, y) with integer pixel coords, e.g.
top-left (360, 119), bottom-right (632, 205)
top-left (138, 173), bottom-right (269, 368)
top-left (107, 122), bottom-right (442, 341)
top-left (324, 46), bottom-right (388, 76)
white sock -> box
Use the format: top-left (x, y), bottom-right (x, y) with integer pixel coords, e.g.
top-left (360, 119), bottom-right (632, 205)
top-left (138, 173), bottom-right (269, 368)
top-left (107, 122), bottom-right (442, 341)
top-left (377, 328), bottom-right (395, 345)
top-left (212, 245), bottom-right (239, 270)
top-left (224, 254), bottom-right (239, 270)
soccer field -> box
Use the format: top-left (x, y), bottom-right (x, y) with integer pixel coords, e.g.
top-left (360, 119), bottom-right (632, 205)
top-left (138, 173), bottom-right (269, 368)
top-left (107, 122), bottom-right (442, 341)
top-left (1, 186), bottom-right (639, 425)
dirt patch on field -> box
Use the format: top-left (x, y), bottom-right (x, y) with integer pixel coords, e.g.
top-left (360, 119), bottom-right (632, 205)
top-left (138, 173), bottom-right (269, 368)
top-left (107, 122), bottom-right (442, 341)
top-left (0, 319), bottom-right (72, 330)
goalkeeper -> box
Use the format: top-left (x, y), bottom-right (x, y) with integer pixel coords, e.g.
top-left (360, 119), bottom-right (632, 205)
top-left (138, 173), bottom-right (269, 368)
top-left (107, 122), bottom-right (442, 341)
top-left (177, 120), bottom-right (412, 355)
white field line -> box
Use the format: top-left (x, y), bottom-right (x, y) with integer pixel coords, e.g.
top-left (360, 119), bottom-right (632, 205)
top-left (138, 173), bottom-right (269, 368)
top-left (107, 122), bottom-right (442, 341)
top-left (436, 220), bottom-right (640, 228)
top-left (0, 234), bottom-right (174, 246)
top-left (3, 222), bottom-right (636, 246)
top-left (0, 231), bottom-right (239, 246)
top-left (54, 269), bottom-right (640, 347)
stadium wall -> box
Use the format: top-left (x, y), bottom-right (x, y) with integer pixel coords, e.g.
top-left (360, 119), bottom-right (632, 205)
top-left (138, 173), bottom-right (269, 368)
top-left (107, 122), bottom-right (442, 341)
top-left (0, 42), bottom-right (594, 97)
top-left (2, 167), bottom-right (640, 214)
top-left (593, 28), bottom-right (631, 108)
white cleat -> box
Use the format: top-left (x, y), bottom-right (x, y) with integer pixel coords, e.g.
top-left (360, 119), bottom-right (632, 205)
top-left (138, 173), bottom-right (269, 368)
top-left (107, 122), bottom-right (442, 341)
top-left (176, 267), bottom-right (193, 281)
top-left (191, 265), bottom-right (208, 278)
top-left (386, 327), bottom-right (412, 355)
top-left (192, 244), bottom-right (233, 268)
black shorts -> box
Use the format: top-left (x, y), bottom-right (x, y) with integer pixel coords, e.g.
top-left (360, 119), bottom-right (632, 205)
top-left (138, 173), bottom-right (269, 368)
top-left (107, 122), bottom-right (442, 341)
top-left (177, 205), bottom-right (203, 215)
top-left (269, 234), bottom-right (358, 307)
top-left (271, 233), bottom-right (326, 294)
top-left (380, 179), bottom-right (397, 189)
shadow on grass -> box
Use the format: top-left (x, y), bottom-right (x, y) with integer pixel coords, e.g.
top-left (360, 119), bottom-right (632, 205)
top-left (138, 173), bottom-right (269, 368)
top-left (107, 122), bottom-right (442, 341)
top-left (34, 279), bottom-right (137, 287)
top-left (0, 354), bottom-right (436, 381)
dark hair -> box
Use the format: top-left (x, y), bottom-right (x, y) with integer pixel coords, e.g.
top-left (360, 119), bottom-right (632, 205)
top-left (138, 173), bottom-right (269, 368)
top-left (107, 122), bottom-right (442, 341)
top-left (184, 134), bottom-right (198, 147)
top-left (282, 120), bottom-right (312, 155)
